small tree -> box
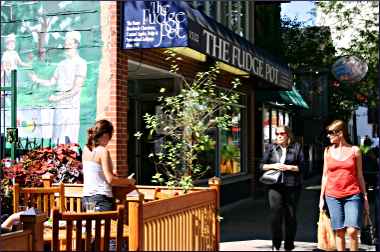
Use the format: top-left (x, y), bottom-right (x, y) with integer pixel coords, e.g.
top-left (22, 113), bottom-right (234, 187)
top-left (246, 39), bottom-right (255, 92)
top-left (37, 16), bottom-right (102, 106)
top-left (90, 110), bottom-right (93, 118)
top-left (136, 50), bottom-right (241, 192)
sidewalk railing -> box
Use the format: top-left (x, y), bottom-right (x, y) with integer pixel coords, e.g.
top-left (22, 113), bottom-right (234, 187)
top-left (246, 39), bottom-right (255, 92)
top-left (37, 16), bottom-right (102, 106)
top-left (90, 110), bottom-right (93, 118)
top-left (42, 175), bottom-right (220, 251)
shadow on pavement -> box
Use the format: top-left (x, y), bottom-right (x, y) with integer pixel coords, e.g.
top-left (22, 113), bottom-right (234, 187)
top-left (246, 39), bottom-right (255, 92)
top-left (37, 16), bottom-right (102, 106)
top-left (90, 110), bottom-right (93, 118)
top-left (220, 173), bottom-right (377, 251)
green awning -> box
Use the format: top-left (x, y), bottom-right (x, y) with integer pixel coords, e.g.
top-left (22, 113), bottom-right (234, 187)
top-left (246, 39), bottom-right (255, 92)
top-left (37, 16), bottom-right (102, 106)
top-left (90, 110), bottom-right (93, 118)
top-left (256, 86), bottom-right (309, 109)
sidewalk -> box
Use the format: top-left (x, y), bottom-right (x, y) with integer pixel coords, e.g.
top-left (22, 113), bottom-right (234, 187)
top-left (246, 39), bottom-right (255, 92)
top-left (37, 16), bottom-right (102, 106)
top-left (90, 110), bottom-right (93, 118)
top-left (220, 239), bottom-right (317, 251)
top-left (219, 174), bottom-right (376, 251)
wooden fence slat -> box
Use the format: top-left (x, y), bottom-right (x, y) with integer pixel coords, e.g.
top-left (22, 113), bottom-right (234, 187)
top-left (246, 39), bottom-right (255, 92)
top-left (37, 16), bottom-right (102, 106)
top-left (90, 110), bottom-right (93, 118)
top-left (70, 198), bottom-right (74, 212)
top-left (85, 219), bottom-right (92, 252)
top-left (103, 219), bottom-right (111, 252)
top-left (76, 198), bottom-right (81, 212)
top-left (75, 220), bottom-right (82, 251)
top-left (66, 220), bottom-right (73, 252)
top-left (94, 219), bottom-right (101, 250)
top-left (43, 194), bottom-right (49, 213)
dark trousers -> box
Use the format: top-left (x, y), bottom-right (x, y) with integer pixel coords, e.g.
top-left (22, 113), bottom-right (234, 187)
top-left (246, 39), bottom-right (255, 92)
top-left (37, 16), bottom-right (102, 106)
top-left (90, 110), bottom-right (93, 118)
top-left (268, 185), bottom-right (301, 250)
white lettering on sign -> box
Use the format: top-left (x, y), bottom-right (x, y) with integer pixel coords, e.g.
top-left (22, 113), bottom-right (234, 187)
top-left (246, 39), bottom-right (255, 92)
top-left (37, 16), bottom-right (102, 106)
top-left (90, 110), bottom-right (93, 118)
top-left (202, 29), bottom-right (280, 84)
top-left (142, 1), bottom-right (186, 46)
top-left (203, 30), bottom-right (231, 62)
top-left (125, 1), bottom-right (187, 48)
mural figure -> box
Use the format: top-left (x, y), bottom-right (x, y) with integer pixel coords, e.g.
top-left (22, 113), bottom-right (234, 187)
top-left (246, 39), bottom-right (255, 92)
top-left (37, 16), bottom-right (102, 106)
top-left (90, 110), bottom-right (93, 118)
top-left (29, 31), bottom-right (87, 143)
top-left (1, 33), bottom-right (31, 83)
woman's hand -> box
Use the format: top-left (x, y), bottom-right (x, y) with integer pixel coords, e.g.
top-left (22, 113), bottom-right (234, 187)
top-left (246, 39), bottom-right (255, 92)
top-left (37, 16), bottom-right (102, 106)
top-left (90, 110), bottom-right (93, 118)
top-left (319, 198), bottom-right (324, 211)
top-left (363, 196), bottom-right (370, 213)
top-left (272, 163), bottom-right (285, 170)
top-left (128, 178), bottom-right (136, 185)
top-left (273, 163), bottom-right (297, 171)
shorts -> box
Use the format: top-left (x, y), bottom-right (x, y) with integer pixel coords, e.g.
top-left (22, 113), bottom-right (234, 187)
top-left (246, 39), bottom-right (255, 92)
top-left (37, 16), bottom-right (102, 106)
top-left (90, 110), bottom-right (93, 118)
top-left (82, 194), bottom-right (115, 211)
top-left (325, 193), bottom-right (363, 230)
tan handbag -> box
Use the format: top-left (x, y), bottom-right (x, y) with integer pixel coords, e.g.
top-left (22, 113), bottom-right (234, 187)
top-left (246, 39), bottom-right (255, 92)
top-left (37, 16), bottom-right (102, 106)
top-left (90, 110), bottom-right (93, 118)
top-left (317, 210), bottom-right (336, 251)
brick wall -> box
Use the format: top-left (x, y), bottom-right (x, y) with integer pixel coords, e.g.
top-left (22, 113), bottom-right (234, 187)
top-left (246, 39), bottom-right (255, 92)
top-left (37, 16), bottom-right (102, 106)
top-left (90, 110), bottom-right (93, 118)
top-left (100, 1), bottom-right (129, 176)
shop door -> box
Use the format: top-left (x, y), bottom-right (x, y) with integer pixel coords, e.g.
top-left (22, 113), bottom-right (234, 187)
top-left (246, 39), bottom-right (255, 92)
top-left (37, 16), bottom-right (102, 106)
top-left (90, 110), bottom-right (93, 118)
top-left (128, 78), bottom-right (176, 185)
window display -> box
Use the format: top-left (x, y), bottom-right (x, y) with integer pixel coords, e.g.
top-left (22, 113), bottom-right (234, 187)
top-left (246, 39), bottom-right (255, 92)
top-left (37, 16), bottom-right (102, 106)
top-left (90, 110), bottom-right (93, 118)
top-left (263, 105), bottom-right (292, 150)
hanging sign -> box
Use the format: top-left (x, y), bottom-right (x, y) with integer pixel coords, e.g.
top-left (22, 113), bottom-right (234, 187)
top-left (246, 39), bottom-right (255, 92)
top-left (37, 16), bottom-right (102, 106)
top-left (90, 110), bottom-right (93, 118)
top-left (123, 1), bottom-right (188, 49)
top-left (331, 55), bottom-right (368, 83)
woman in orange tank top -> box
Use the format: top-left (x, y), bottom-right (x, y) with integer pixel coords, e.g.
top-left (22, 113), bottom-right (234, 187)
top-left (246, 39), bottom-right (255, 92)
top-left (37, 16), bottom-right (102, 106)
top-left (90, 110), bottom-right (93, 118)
top-left (319, 120), bottom-right (369, 251)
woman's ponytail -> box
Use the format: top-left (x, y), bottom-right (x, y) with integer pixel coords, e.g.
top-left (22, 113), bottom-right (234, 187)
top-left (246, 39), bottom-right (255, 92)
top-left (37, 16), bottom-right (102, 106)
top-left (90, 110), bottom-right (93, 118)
top-left (86, 120), bottom-right (114, 151)
top-left (86, 127), bottom-right (95, 150)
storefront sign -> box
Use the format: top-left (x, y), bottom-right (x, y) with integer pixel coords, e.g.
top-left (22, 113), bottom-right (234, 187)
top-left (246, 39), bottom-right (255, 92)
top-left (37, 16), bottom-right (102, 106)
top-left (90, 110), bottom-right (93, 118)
top-left (123, 1), bottom-right (188, 49)
top-left (199, 29), bottom-right (279, 84)
top-left (187, 22), bottom-right (291, 88)
top-left (122, 1), bottom-right (292, 88)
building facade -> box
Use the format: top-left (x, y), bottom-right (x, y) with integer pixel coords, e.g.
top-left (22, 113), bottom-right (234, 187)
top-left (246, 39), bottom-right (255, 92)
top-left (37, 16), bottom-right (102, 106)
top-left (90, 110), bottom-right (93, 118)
top-left (1, 1), bottom-right (306, 205)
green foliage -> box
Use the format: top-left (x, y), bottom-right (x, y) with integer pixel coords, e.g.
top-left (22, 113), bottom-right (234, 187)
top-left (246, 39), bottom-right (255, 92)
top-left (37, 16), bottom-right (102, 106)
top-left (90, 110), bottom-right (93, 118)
top-left (140, 50), bottom-right (241, 192)
top-left (221, 144), bottom-right (240, 163)
top-left (316, 1), bottom-right (379, 116)
top-left (281, 17), bottom-right (336, 71)
top-left (281, 1), bottom-right (379, 120)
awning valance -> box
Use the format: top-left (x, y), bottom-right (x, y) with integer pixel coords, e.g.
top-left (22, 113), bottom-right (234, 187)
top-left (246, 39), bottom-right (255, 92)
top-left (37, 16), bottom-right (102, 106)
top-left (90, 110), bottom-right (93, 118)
top-left (122, 1), bottom-right (293, 90)
top-left (256, 87), bottom-right (309, 109)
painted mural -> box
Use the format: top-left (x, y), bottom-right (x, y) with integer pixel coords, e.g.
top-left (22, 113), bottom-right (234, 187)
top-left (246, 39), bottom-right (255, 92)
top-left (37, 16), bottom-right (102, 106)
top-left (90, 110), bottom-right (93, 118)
top-left (1, 1), bottom-right (102, 146)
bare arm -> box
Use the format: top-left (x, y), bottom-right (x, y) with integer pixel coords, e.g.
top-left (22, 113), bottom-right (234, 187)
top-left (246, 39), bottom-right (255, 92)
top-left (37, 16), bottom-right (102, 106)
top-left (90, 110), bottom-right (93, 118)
top-left (319, 148), bottom-right (329, 210)
top-left (100, 148), bottom-right (135, 187)
top-left (1, 212), bottom-right (22, 231)
top-left (262, 163), bottom-right (282, 171)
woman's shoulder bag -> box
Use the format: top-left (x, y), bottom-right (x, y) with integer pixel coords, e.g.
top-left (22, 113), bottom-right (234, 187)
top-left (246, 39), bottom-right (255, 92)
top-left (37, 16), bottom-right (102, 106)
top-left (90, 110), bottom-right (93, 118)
top-left (259, 145), bottom-right (283, 185)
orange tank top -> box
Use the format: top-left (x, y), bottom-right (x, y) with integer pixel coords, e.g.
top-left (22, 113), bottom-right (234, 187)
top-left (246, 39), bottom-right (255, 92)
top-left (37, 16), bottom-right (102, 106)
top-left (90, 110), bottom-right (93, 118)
top-left (325, 147), bottom-right (361, 198)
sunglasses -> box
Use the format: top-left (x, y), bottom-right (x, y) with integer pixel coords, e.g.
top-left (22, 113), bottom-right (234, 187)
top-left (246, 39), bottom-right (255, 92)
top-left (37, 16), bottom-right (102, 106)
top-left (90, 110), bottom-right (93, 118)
top-left (327, 129), bottom-right (341, 136)
top-left (275, 132), bottom-right (288, 136)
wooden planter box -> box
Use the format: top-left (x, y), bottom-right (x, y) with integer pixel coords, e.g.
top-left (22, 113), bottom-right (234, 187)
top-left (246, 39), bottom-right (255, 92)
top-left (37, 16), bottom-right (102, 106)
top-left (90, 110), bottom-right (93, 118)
top-left (44, 177), bottom-right (221, 251)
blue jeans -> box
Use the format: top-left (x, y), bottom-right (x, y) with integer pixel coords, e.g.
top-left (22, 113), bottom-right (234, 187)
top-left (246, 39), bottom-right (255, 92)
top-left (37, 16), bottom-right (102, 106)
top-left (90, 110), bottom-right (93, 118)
top-left (82, 194), bottom-right (115, 211)
top-left (325, 193), bottom-right (363, 230)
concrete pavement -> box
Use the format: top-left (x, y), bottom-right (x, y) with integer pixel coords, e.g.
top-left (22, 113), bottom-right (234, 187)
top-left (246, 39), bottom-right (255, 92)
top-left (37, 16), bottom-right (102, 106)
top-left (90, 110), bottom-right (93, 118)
top-left (219, 174), bottom-right (377, 251)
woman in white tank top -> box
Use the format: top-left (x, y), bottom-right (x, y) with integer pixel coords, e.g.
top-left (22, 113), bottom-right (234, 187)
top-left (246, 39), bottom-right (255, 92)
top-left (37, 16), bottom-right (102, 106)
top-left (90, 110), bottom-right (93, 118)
top-left (82, 120), bottom-right (135, 211)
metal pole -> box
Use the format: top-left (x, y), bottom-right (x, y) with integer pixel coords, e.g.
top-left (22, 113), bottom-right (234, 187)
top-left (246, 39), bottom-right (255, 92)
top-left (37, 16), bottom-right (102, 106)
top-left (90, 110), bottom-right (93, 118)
top-left (11, 70), bottom-right (17, 161)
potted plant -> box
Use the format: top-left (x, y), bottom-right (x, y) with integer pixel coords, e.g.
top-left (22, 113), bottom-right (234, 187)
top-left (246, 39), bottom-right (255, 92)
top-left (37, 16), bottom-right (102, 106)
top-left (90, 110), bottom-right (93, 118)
top-left (136, 50), bottom-right (241, 192)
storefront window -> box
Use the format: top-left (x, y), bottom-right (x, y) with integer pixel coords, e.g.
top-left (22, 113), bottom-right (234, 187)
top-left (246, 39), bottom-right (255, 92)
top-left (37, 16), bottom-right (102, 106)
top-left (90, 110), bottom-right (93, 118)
top-left (263, 107), bottom-right (270, 149)
top-left (279, 111), bottom-right (284, 126)
top-left (285, 112), bottom-right (289, 126)
top-left (220, 107), bottom-right (242, 175)
top-left (271, 109), bottom-right (278, 143)
top-left (198, 93), bottom-right (246, 178)
top-left (262, 105), bottom-right (292, 151)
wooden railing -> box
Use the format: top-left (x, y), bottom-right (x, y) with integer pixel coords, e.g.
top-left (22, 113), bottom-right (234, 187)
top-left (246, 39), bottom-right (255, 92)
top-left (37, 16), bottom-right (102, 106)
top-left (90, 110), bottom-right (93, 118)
top-left (42, 176), bottom-right (221, 251)
top-left (128, 178), bottom-right (220, 251)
